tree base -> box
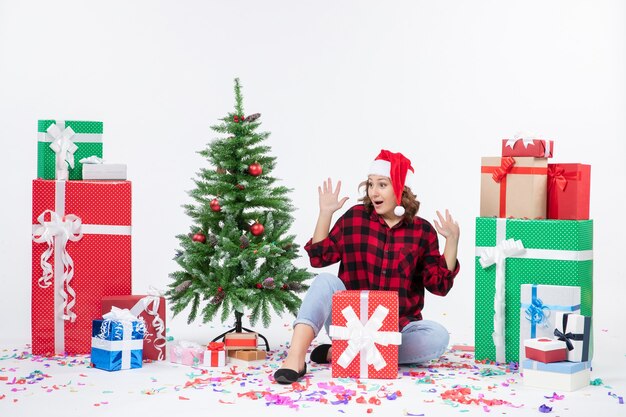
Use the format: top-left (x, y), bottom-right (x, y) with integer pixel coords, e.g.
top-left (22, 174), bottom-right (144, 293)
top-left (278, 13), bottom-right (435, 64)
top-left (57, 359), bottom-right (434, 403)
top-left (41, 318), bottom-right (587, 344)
top-left (211, 311), bottom-right (270, 351)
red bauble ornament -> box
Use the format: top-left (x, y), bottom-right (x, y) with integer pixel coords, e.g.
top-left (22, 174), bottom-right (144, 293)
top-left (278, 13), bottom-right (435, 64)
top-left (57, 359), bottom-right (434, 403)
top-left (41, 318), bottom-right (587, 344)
top-left (282, 284), bottom-right (288, 290)
top-left (256, 283), bottom-right (263, 289)
top-left (233, 115), bottom-right (239, 122)
top-left (192, 232), bottom-right (206, 243)
top-left (250, 221), bottom-right (265, 236)
top-left (248, 162), bottom-right (263, 177)
top-left (236, 184), bottom-right (245, 190)
top-left (210, 198), bottom-right (221, 212)
top-left (217, 287), bottom-right (223, 292)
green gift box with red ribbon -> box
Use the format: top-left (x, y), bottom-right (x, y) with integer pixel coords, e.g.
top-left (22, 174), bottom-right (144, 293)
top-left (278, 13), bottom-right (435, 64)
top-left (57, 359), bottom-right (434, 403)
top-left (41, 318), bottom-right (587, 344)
top-left (547, 163), bottom-right (591, 220)
top-left (474, 217), bottom-right (593, 363)
top-left (480, 156), bottom-right (548, 219)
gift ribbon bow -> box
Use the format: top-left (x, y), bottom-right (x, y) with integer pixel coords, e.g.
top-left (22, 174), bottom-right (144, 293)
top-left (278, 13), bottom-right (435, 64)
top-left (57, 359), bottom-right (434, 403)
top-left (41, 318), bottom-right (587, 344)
top-left (130, 289), bottom-right (167, 360)
top-left (491, 157), bottom-right (516, 183)
top-left (553, 328), bottom-right (576, 351)
top-left (208, 342), bottom-right (225, 351)
top-left (547, 166), bottom-right (582, 192)
top-left (553, 313), bottom-right (585, 352)
top-left (329, 302), bottom-right (402, 374)
top-left (525, 296), bottom-right (550, 329)
top-left (32, 209), bottom-right (83, 322)
top-left (479, 238), bottom-right (525, 363)
top-left (47, 123), bottom-right (78, 175)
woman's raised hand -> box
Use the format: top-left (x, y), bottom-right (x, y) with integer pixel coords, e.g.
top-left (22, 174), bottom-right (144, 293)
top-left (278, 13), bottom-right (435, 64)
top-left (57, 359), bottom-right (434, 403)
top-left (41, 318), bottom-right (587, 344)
top-left (318, 178), bottom-right (349, 214)
top-left (433, 209), bottom-right (460, 242)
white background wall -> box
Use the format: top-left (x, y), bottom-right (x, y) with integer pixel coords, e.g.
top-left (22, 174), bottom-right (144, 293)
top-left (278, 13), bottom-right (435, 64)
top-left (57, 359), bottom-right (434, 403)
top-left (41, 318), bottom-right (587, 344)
top-left (1, 0), bottom-right (624, 345)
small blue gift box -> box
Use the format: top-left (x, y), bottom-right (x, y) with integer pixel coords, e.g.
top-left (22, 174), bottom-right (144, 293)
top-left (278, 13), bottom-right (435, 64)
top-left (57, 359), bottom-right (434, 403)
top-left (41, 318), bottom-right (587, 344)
top-left (91, 318), bottom-right (145, 371)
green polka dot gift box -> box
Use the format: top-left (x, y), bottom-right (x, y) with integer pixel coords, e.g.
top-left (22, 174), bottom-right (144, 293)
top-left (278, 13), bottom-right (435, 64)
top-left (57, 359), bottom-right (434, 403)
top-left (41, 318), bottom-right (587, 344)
top-left (474, 217), bottom-right (593, 363)
top-left (37, 120), bottom-right (103, 180)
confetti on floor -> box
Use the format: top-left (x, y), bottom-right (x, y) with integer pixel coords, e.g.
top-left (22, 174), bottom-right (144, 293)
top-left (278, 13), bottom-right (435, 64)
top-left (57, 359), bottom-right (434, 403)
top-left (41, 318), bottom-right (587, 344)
top-left (1, 339), bottom-right (624, 415)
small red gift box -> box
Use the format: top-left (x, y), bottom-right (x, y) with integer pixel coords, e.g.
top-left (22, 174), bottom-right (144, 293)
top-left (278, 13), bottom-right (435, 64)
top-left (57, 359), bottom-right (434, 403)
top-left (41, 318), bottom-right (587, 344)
top-left (101, 295), bottom-right (167, 360)
top-left (547, 163), bottom-right (591, 220)
top-left (524, 338), bottom-right (568, 363)
top-left (224, 332), bottom-right (258, 350)
top-left (502, 138), bottom-right (554, 158)
top-left (203, 342), bottom-right (226, 367)
top-left (329, 290), bottom-right (402, 379)
top-left (31, 179), bottom-right (132, 355)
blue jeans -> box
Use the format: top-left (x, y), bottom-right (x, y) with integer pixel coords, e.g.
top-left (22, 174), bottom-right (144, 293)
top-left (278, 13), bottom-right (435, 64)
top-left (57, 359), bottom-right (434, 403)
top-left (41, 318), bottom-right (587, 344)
top-left (294, 273), bottom-right (450, 365)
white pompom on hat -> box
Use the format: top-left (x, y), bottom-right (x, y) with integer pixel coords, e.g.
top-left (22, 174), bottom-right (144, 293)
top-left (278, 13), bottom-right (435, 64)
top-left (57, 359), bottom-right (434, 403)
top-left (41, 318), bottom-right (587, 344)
top-left (368, 149), bottom-right (414, 217)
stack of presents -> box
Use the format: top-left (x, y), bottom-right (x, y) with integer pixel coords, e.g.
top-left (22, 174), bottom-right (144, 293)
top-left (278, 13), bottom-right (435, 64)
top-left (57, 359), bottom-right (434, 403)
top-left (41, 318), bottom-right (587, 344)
top-left (30, 119), bottom-right (267, 371)
top-left (31, 119), bottom-right (168, 371)
top-left (475, 136), bottom-right (592, 391)
top-left (168, 332), bottom-right (267, 367)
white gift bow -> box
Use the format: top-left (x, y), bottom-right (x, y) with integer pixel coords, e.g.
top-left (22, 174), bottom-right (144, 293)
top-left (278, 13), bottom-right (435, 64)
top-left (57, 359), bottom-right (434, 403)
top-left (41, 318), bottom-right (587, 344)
top-left (32, 209), bottom-right (83, 322)
top-left (504, 133), bottom-right (539, 150)
top-left (47, 123), bottom-right (78, 173)
top-left (479, 238), bottom-right (526, 363)
top-left (79, 155), bottom-right (104, 164)
top-left (329, 304), bottom-right (402, 374)
top-left (130, 287), bottom-right (167, 360)
top-left (103, 306), bottom-right (138, 321)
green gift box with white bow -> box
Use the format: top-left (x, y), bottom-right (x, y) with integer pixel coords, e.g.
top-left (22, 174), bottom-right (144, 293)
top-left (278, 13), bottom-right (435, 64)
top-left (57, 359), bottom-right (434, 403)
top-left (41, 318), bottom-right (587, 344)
top-left (474, 217), bottom-right (593, 363)
top-left (37, 120), bottom-right (103, 180)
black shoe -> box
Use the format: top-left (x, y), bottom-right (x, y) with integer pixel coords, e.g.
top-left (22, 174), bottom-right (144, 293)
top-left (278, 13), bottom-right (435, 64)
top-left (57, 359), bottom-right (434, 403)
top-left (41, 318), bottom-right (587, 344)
top-left (310, 344), bottom-right (332, 364)
top-left (273, 363), bottom-right (307, 384)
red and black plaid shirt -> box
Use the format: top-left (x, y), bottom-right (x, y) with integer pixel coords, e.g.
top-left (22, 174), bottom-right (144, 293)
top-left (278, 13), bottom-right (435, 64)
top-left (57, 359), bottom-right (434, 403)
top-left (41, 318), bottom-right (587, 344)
top-left (304, 205), bottom-right (459, 329)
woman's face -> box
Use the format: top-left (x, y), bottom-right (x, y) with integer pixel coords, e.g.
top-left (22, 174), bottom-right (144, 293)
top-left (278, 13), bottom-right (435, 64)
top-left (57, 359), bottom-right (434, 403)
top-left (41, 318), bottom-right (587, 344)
top-left (367, 175), bottom-right (397, 218)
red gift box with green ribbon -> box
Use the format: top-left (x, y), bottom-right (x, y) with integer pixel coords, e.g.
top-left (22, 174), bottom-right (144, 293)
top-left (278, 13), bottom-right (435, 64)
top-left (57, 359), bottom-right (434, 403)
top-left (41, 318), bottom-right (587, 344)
top-left (31, 179), bottom-right (132, 355)
top-left (547, 163), bottom-right (591, 220)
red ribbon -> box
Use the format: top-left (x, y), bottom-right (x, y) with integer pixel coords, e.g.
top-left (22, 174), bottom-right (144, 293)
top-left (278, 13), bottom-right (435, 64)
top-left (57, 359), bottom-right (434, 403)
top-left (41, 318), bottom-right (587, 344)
top-left (208, 341), bottom-right (225, 351)
top-left (547, 165), bottom-right (583, 218)
top-left (547, 166), bottom-right (581, 192)
top-left (491, 157), bottom-right (516, 183)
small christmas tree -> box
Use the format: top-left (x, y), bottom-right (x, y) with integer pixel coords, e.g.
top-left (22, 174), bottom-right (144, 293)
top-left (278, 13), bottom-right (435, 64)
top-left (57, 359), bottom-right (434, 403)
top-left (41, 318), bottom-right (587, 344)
top-left (167, 78), bottom-right (311, 329)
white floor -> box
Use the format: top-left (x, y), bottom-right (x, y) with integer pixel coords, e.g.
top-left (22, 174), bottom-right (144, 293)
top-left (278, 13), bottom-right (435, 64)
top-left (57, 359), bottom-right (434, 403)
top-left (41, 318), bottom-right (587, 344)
top-left (1, 321), bottom-right (624, 417)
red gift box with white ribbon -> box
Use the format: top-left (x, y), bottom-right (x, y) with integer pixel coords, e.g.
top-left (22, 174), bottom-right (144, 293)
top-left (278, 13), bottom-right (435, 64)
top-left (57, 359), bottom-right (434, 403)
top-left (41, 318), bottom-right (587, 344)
top-left (101, 294), bottom-right (167, 360)
top-left (31, 179), bottom-right (132, 355)
top-left (501, 137), bottom-right (554, 158)
top-left (524, 337), bottom-right (568, 363)
top-left (329, 290), bottom-right (402, 379)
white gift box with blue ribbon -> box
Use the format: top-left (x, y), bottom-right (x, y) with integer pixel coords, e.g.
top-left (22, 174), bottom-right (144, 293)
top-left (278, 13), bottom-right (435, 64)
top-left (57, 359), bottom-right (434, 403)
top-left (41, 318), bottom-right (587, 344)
top-left (91, 307), bottom-right (145, 371)
top-left (519, 284), bottom-right (581, 367)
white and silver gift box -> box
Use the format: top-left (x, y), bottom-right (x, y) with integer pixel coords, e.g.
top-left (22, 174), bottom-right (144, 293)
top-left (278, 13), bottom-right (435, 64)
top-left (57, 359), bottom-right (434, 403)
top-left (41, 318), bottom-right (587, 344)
top-left (83, 163), bottom-right (127, 180)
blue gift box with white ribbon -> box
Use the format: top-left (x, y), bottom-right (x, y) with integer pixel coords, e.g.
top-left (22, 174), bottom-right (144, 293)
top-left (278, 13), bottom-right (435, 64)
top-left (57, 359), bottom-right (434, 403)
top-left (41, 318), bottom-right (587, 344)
top-left (91, 308), bottom-right (145, 371)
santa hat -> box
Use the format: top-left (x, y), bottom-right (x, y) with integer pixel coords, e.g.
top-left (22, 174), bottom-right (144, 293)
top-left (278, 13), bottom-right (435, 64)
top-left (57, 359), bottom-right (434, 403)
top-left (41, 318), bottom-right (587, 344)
top-left (368, 149), bottom-right (414, 216)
